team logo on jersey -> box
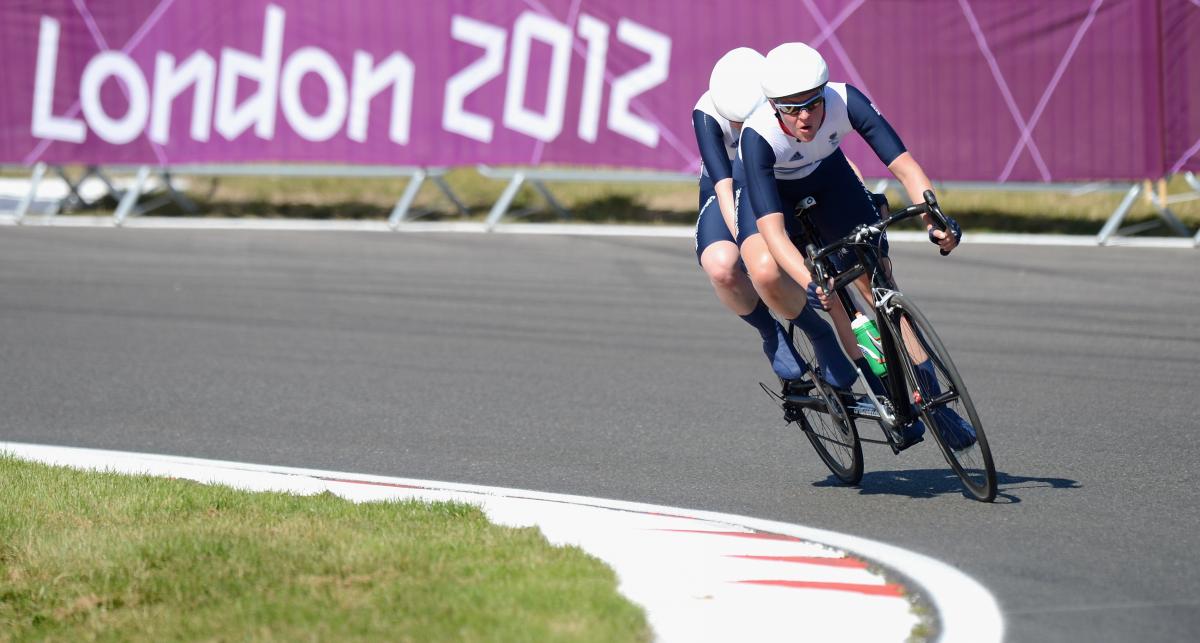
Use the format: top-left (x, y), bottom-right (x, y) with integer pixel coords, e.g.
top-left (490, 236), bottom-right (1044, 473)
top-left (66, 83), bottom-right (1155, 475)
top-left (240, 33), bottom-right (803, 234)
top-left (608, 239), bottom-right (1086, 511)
top-left (789, 151), bottom-right (804, 162)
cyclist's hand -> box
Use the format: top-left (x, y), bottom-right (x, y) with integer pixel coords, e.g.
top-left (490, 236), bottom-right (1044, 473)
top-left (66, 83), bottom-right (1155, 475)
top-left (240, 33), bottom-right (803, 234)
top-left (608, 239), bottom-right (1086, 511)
top-left (928, 216), bottom-right (962, 255)
top-left (806, 280), bottom-right (829, 310)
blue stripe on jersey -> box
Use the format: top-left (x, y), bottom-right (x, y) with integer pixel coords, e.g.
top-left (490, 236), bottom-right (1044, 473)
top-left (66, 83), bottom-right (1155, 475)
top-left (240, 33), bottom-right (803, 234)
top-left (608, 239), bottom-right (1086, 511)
top-left (693, 110), bottom-right (734, 183)
top-left (845, 85), bottom-right (906, 166)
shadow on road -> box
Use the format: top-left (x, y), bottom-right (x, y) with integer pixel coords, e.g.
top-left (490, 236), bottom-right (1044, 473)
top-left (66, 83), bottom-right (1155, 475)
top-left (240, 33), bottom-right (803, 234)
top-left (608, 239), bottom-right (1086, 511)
top-left (815, 469), bottom-right (1081, 503)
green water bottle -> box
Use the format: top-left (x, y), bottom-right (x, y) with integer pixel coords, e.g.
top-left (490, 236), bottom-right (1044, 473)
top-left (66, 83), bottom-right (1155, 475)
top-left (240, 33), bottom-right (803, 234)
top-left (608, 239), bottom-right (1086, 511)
top-left (851, 314), bottom-right (887, 377)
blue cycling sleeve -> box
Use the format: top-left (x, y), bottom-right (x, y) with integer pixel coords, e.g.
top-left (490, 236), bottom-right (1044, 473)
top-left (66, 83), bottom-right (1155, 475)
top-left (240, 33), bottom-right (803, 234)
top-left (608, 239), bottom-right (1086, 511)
top-left (845, 84), bottom-right (907, 166)
top-left (741, 129), bottom-right (782, 218)
top-left (692, 110), bottom-right (733, 183)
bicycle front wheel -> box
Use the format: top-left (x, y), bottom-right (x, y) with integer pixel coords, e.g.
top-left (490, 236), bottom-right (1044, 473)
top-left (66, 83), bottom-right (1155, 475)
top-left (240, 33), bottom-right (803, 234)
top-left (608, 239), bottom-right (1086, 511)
top-left (884, 294), bottom-right (997, 501)
top-left (785, 322), bottom-right (863, 485)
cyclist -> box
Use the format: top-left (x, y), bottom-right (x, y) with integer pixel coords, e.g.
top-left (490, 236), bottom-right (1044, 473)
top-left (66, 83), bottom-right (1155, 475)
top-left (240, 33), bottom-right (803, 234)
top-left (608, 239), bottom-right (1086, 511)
top-left (737, 42), bottom-right (974, 449)
top-left (691, 47), bottom-right (812, 384)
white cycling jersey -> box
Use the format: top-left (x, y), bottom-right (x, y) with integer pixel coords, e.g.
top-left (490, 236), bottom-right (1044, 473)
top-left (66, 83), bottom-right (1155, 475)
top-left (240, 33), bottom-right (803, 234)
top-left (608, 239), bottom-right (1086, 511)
top-left (693, 90), bottom-right (740, 166)
top-left (739, 82), bottom-right (903, 181)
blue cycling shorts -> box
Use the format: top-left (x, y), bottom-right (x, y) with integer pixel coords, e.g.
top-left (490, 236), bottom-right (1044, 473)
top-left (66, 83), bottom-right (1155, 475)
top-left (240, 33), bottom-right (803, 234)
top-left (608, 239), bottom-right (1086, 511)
top-left (740, 148), bottom-right (889, 271)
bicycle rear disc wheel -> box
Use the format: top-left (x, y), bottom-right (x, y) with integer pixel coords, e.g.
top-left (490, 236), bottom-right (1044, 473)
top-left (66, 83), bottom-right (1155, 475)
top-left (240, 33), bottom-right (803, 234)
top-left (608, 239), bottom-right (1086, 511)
top-left (786, 322), bottom-right (863, 485)
top-left (887, 295), bottom-right (996, 501)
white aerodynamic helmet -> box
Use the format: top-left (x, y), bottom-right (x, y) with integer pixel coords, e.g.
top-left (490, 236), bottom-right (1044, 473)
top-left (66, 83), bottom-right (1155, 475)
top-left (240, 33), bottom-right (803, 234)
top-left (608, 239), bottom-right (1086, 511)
top-left (708, 47), bottom-right (766, 122)
top-left (761, 42), bottom-right (829, 99)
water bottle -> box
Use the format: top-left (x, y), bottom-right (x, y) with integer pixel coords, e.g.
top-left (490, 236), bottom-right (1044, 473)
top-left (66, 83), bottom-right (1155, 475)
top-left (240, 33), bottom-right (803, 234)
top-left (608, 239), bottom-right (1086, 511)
top-left (851, 314), bottom-right (887, 377)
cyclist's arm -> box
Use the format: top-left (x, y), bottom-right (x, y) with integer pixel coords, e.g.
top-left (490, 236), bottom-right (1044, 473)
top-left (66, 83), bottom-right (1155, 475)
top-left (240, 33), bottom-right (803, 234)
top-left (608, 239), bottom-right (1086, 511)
top-left (888, 153), bottom-right (956, 251)
top-left (713, 178), bottom-right (736, 234)
top-left (742, 129), bottom-right (815, 290)
top-left (758, 212), bottom-right (814, 288)
top-left (692, 109), bottom-right (738, 234)
top-left (846, 84), bottom-right (957, 252)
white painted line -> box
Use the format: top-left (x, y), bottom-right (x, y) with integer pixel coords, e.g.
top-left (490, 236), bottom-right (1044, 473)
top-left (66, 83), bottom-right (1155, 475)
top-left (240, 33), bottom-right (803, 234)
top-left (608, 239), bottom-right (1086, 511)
top-left (0, 213), bottom-right (1194, 248)
top-left (2, 442), bottom-right (1003, 642)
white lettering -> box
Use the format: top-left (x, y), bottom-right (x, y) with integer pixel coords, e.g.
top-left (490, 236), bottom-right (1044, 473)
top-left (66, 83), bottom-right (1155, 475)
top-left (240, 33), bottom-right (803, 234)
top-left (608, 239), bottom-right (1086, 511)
top-left (80, 52), bottom-right (150, 145)
top-left (349, 52), bottom-right (414, 145)
top-left (215, 4), bottom-right (284, 140)
top-left (280, 47), bottom-right (348, 142)
top-left (31, 16), bottom-right (85, 143)
top-left (443, 15), bottom-right (505, 143)
top-left (608, 19), bottom-right (670, 148)
top-left (575, 15), bottom-right (609, 143)
top-left (502, 12), bottom-right (571, 142)
top-left (150, 51), bottom-right (215, 144)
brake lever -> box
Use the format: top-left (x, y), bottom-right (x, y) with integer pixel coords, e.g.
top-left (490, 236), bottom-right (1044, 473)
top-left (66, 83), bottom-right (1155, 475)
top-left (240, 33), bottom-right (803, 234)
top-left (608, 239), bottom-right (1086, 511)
top-left (923, 190), bottom-right (952, 256)
top-left (803, 243), bottom-right (827, 297)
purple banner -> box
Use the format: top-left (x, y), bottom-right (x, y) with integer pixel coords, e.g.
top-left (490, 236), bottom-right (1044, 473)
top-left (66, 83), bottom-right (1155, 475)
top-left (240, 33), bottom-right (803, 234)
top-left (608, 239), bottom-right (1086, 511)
top-left (1, 0), bottom-right (1196, 180)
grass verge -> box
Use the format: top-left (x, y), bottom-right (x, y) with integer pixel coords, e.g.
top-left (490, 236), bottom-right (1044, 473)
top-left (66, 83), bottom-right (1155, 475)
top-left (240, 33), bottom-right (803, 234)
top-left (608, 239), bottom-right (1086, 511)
top-left (6, 166), bottom-right (1198, 235)
top-left (0, 454), bottom-right (650, 642)
top-left (173, 170), bottom-right (1200, 234)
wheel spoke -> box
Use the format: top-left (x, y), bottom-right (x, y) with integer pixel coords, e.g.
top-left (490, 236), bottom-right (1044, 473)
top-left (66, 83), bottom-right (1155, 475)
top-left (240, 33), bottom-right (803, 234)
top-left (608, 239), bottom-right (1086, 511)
top-left (781, 318), bottom-right (863, 485)
top-left (890, 296), bottom-right (997, 502)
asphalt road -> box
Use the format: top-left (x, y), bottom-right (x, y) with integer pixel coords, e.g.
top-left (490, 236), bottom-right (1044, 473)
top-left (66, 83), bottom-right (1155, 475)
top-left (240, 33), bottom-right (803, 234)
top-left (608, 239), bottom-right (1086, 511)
top-left (2, 225), bottom-right (1198, 642)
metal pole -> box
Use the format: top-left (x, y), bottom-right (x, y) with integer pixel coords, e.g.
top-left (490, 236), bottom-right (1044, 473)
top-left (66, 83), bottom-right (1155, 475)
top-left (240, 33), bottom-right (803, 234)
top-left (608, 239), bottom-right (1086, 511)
top-left (1097, 183), bottom-right (1142, 245)
top-left (161, 170), bottom-right (199, 213)
top-left (431, 174), bottom-right (469, 216)
top-left (485, 172), bottom-right (525, 231)
top-left (530, 179), bottom-right (570, 219)
top-left (1145, 191), bottom-right (1191, 237)
top-left (1184, 172), bottom-right (1199, 194)
top-left (387, 168), bottom-right (427, 228)
top-left (55, 165), bottom-right (86, 210)
top-left (14, 162), bottom-right (47, 223)
top-left (113, 166), bottom-right (150, 226)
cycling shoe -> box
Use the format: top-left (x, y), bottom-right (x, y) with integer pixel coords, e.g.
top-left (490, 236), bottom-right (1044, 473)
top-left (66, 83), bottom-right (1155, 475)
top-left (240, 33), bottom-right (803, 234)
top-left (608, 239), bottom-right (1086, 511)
top-left (928, 407), bottom-right (977, 450)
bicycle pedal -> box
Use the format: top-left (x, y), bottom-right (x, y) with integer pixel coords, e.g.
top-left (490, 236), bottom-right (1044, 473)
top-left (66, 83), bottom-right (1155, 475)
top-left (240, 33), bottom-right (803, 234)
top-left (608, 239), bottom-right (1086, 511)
top-left (887, 428), bottom-right (924, 452)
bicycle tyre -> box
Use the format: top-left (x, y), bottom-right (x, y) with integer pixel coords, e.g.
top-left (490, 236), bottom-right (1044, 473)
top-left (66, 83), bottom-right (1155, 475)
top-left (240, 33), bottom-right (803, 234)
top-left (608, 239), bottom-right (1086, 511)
top-left (884, 294), bottom-right (997, 501)
top-left (785, 322), bottom-right (864, 485)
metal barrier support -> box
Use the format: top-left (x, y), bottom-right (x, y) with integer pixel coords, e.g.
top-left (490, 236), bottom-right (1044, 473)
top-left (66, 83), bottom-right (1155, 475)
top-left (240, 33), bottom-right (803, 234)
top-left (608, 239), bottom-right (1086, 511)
top-left (55, 165), bottom-right (105, 210)
top-left (873, 176), bottom-right (1192, 246)
top-left (388, 167), bottom-right (426, 229)
top-left (13, 162), bottom-right (47, 223)
top-left (113, 166), bottom-right (151, 226)
top-left (485, 170), bottom-right (527, 230)
top-left (79, 164), bottom-right (460, 226)
top-left (1097, 184), bottom-right (1146, 244)
top-left (1096, 179), bottom-right (1192, 244)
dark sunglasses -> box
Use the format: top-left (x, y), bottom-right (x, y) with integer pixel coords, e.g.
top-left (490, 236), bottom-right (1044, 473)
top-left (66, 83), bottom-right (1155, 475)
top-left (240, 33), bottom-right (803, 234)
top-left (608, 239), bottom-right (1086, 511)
top-left (774, 93), bottom-right (825, 116)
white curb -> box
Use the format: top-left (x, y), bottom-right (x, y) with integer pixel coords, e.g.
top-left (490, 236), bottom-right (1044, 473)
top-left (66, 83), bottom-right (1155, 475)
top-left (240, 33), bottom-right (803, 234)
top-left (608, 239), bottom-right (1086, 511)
top-left (1, 442), bottom-right (1003, 642)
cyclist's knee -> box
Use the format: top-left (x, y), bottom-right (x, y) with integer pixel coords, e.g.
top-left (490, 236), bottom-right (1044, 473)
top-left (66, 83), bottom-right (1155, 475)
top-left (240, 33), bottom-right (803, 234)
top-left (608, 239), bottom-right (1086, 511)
top-left (743, 246), bottom-right (783, 289)
top-left (700, 243), bottom-right (742, 288)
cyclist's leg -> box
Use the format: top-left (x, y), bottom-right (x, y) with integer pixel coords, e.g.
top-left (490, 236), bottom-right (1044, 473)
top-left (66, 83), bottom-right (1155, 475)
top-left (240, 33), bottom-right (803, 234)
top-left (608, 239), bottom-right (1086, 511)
top-left (737, 187), bottom-right (853, 389)
top-left (805, 151), bottom-right (897, 392)
top-left (696, 185), bottom-right (806, 381)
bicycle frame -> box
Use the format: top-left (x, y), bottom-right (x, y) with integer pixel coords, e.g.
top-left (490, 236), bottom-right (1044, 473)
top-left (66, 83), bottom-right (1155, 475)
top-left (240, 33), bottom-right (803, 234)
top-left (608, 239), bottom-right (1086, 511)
top-left (793, 192), bottom-right (951, 445)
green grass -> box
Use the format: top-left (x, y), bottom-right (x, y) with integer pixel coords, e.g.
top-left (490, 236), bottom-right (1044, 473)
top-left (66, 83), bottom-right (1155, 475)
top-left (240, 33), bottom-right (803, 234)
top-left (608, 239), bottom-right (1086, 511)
top-left (7, 165), bottom-right (1199, 235)
top-left (142, 170), bottom-right (1200, 235)
top-left (0, 455), bottom-right (651, 642)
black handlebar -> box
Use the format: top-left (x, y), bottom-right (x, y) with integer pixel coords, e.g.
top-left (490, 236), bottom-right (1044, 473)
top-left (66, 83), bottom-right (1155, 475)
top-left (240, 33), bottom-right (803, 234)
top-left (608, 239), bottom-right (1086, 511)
top-left (922, 190), bottom-right (952, 256)
top-left (802, 189), bottom-right (955, 293)
top-left (807, 189), bottom-right (952, 268)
